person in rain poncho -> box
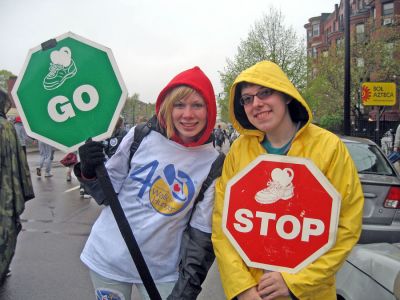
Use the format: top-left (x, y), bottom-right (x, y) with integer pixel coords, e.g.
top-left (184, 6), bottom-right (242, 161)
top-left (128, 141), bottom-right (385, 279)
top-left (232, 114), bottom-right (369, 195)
top-left (212, 61), bottom-right (364, 300)
top-left (0, 89), bottom-right (34, 284)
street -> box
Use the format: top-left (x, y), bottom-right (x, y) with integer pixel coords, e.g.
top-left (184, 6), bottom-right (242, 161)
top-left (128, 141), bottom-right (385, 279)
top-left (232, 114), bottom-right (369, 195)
top-left (0, 147), bottom-right (227, 300)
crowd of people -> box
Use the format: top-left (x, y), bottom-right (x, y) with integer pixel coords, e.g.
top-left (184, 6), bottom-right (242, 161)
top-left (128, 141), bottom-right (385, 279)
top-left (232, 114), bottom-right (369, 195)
top-left (0, 61), bottom-right (367, 300)
top-left (212, 124), bottom-right (239, 153)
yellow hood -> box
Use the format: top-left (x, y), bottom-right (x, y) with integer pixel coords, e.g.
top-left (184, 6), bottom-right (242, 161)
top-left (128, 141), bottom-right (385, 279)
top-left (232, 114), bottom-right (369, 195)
top-left (229, 60), bottom-right (312, 140)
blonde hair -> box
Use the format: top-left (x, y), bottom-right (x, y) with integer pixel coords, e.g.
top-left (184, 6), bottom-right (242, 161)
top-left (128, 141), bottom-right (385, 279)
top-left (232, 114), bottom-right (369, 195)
top-left (158, 86), bottom-right (197, 138)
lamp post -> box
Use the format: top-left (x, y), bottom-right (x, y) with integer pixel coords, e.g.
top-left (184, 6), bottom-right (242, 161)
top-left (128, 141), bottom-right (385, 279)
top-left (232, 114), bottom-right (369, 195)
top-left (344, 0), bottom-right (351, 136)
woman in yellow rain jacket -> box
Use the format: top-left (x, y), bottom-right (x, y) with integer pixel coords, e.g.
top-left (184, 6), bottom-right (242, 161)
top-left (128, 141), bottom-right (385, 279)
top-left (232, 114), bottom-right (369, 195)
top-left (212, 61), bottom-right (364, 300)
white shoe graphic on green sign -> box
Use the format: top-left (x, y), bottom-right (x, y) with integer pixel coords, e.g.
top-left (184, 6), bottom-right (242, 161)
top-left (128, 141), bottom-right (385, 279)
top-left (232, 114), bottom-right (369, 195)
top-left (43, 46), bottom-right (77, 90)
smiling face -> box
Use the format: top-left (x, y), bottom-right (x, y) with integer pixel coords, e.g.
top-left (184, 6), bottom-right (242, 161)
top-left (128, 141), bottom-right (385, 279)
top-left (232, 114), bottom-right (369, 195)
top-left (241, 84), bottom-right (292, 135)
top-left (172, 91), bottom-right (207, 144)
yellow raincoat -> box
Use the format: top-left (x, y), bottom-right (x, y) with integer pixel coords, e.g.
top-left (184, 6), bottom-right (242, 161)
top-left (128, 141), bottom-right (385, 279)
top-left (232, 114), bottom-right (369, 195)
top-left (212, 61), bottom-right (364, 299)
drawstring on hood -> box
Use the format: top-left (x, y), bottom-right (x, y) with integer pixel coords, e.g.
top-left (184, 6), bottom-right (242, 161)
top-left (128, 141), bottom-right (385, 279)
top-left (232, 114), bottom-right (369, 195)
top-left (155, 66), bottom-right (216, 147)
top-left (229, 61), bottom-right (312, 140)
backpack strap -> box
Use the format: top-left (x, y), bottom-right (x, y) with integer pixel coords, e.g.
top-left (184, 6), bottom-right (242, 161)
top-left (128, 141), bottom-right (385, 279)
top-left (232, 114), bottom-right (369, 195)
top-left (194, 152), bottom-right (226, 204)
top-left (128, 120), bottom-right (152, 168)
top-left (186, 152), bottom-right (225, 224)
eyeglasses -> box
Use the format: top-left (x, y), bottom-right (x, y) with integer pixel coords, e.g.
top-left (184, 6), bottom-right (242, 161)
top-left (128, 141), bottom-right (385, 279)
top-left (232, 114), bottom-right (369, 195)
top-left (239, 88), bottom-right (275, 106)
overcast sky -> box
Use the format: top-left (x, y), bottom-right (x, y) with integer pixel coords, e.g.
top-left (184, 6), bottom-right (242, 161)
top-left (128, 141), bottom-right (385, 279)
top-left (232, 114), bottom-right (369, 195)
top-left (1, 0), bottom-right (338, 103)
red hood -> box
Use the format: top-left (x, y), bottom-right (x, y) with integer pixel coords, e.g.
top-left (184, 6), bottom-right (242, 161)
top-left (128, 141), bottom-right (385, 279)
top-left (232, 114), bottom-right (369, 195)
top-left (15, 116), bottom-right (22, 123)
top-left (155, 66), bottom-right (216, 147)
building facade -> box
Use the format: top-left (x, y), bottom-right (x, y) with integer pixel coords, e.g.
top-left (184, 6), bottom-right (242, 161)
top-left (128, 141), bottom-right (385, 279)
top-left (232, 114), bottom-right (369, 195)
top-left (304, 0), bottom-right (400, 121)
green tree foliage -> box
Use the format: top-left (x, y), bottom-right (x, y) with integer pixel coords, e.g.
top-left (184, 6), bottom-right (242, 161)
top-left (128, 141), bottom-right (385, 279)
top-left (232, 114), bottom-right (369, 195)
top-left (0, 70), bottom-right (14, 90)
top-left (302, 51), bottom-right (345, 126)
top-left (319, 114), bottom-right (343, 133)
top-left (219, 7), bottom-right (307, 123)
top-left (217, 92), bottom-right (229, 123)
top-left (122, 93), bottom-right (155, 126)
top-left (122, 93), bottom-right (139, 125)
top-left (352, 18), bottom-right (400, 84)
top-left (135, 100), bottom-right (155, 122)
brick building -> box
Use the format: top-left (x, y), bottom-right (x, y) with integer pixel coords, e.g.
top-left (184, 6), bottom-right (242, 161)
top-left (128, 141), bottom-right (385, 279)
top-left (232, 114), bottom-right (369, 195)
top-left (304, 0), bottom-right (400, 121)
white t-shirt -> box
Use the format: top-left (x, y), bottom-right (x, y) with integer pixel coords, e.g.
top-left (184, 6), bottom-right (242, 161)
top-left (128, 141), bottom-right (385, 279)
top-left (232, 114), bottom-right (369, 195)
top-left (80, 128), bottom-right (219, 283)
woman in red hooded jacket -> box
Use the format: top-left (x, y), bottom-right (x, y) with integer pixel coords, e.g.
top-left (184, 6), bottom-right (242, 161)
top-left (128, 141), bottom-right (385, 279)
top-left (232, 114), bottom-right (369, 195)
top-left (76, 67), bottom-right (220, 300)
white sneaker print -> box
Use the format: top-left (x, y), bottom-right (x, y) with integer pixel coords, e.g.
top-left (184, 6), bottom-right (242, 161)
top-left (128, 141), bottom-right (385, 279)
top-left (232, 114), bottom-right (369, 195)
top-left (255, 167), bottom-right (295, 204)
top-left (43, 47), bottom-right (77, 90)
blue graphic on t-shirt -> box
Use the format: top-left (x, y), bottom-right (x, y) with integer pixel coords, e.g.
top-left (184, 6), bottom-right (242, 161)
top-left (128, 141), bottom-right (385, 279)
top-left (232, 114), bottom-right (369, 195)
top-left (164, 164), bottom-right (187, 201)
top-left (130, 160), bottom-right (159, 198)
top-left (130, 161), bottom-right (195, 215)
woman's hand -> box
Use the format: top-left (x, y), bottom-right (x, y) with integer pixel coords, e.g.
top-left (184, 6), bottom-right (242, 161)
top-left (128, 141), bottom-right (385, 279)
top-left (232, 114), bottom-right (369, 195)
top-left (237, 286), bottom-right (263, 300)
top-left (257, 272), bottom-right (289, 300)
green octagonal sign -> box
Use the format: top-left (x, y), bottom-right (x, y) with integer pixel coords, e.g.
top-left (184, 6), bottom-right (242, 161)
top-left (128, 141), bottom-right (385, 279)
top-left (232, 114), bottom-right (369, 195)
top-left (12, 32), bottom-right (127, 152)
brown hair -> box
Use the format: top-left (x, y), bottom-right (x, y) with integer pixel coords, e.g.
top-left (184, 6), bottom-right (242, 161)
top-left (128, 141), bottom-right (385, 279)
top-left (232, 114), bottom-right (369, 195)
top-left (158, 86), bottom-right (197, 138)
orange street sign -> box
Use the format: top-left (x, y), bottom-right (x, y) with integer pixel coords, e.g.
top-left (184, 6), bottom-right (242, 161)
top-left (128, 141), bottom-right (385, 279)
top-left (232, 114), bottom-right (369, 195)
top-left (361, 82), bottom-right (396, 106)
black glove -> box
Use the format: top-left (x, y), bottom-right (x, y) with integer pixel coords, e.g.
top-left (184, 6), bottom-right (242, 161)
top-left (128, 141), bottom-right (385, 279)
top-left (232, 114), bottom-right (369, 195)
top-left (78, 140), bottom-right (105, 178)
top-left (167, 227), bottom-right (215, 300)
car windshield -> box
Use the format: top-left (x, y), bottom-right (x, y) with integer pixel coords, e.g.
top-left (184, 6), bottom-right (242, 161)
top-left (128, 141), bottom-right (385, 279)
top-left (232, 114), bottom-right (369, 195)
top-left (345, 142), bottom-right (395, 176)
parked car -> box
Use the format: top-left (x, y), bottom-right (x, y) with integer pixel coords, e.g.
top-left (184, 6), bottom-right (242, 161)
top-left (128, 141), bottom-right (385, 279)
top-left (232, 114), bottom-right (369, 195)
top-left (340, 136), bottom-right (400, 244)
top-left (336, 243), bottom-right (400, 300)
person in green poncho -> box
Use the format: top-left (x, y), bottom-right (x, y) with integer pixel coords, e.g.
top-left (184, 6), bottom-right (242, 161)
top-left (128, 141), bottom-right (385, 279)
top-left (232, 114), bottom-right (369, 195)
top-left (0, 89), bottom-right (34, 284)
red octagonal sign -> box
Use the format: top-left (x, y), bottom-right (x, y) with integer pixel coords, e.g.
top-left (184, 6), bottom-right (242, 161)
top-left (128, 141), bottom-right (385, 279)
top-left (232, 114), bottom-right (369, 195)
top-left (222, 154), bottom-right (341, 273)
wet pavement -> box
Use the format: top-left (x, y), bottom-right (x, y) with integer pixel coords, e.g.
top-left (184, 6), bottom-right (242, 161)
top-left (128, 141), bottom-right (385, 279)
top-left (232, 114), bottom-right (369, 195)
top-left (0, 148), bottom-right (225, 299)
top-left (0, 149), bottom-right (101, 299)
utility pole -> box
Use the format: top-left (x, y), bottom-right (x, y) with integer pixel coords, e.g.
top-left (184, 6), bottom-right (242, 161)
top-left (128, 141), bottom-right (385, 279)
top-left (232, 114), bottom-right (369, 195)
top-left (344, 0), bottom-right (351, 135)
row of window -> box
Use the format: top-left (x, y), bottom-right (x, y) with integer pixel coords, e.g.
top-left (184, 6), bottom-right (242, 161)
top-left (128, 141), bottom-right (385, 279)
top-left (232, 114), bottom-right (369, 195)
top-left (308, 39), bottom-right (395, 60)
top-left (307, 1), bottom-right (395, 39)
